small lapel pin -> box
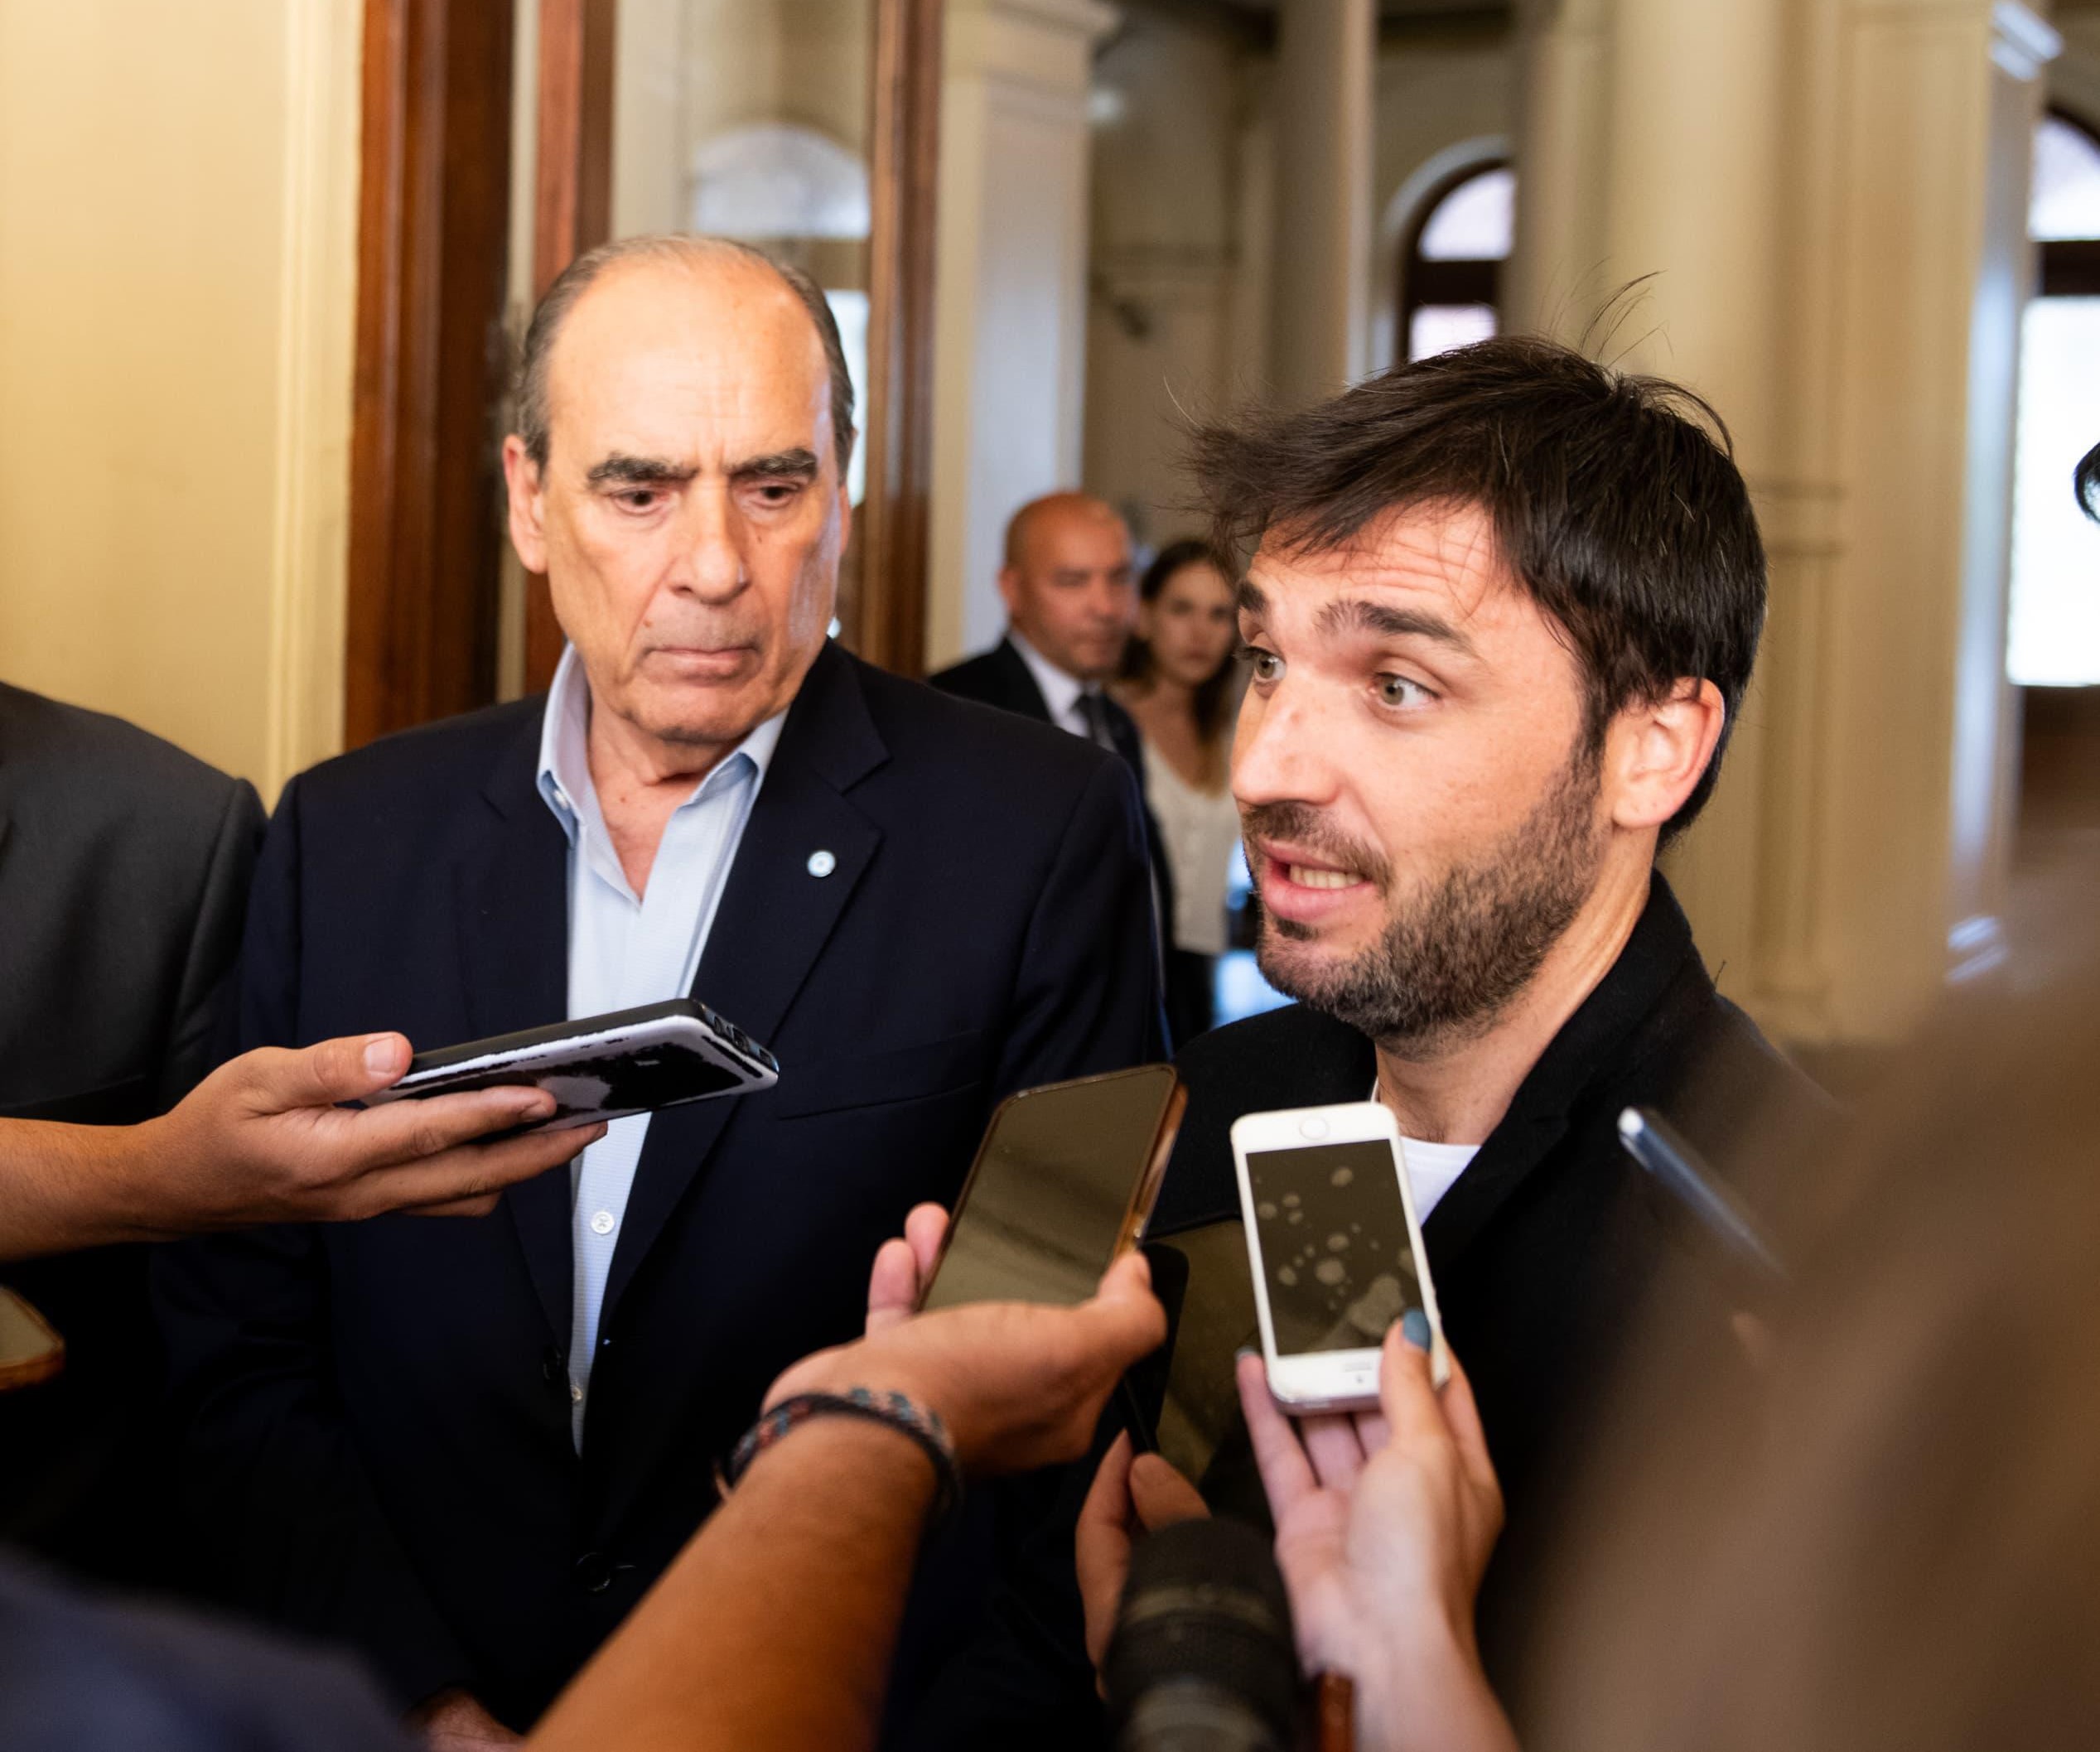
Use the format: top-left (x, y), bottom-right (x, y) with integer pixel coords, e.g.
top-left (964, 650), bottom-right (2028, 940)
top-left (806, 849), bottom-right (838, 878)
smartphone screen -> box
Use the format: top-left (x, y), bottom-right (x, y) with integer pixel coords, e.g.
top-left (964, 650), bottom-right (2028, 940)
top-left (1244, 1139), bottom-right (1425, 1356)
top-left (921, 1065), bottom-right (1182, 1312)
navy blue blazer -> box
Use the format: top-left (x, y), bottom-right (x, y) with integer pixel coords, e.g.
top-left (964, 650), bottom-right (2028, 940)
top-left (153, 641), bottom-right (1164, 1730)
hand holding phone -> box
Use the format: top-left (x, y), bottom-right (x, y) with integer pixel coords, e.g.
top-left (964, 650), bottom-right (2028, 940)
top-left (919, 1065), bottom-right (1186, 1313)
top-left (363, 999), bottom-right (778, 1132)
top-left (1232, 1101), bottom-right (1448, 1412)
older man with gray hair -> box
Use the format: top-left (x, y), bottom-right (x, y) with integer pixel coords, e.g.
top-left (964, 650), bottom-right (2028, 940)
top-left (155, 234), bottom-right (1162, 1745)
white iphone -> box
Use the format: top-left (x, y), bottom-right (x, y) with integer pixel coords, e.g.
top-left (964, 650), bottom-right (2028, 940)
top-left (1231, 1100), bottom-right (1448, 1411)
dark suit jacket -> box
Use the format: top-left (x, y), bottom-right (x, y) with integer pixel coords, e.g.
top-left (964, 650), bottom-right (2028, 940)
top-left (929, 639), bottom-right (1147, 776)
top-left (152, 642), bottom-right (1164, 1730)
top-left (0, 682), bottom-right (264, 1583)
top-left (929, 640), bottom-right (1190, 1038)
top-left (1150, 875), bottom-right (1824, 1711)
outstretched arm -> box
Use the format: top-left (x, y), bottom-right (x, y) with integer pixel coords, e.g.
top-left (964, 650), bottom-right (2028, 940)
top-left (529, 1247), bottom-right (1167, 1752)
top-left (0, 1030), bottom-right (594, 1262)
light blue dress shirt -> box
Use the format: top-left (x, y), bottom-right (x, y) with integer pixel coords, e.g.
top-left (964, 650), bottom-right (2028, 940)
top-left (535, 645), bottom-right (784, 1447)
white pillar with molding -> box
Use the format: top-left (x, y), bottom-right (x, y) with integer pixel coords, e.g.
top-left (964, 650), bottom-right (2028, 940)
top-left (927, 0), bottom-right (1118, 671)
top-left (1509, 0), bottom-right (2054, 1046)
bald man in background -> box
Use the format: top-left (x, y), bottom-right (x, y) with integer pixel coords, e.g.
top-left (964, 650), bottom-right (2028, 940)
top-left (931, 495), bottom-right (1176, 992)
top-left (931, 494), bottom-right (1143, 763)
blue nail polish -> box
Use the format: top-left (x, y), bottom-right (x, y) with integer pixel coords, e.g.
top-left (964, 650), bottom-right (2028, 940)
top-left (1401, 1309), bottom-right (1431, 1351)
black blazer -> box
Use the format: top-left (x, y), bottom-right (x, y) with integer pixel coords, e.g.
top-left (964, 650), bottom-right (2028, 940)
top-left (152, 644), bottom-right (1164, 1730)
top-left (0, 683), bottom-right (263, 1585)
top-left (929, 639), bottom-right (1147, 776)
top-left (1151, 876), bottom-right (1824, 1710)
top-left (929, 641), bottom-right (1188, 1030)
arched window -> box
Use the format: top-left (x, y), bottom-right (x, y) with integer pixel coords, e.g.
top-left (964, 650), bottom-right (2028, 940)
top-left (1400, 161), bottom-right (1513, 363)
top-left (2007, 111), bottom-right (2100, 687)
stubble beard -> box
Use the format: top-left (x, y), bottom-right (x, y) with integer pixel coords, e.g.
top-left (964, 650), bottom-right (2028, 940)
top-left (1251, 744), bottom-right (1607, 1055)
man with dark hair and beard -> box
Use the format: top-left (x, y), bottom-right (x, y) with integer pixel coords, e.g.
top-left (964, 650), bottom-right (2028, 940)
top-left (1060, 335), bottom-right (1824, 1729)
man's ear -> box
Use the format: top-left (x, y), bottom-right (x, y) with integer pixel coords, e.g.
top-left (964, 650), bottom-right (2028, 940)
top-left (996, 566), bottom-right (1025, 622)
top-left (1605, 678), bottom-right (1727, 831)
top-left (502, 434), bottom-right (548, 575)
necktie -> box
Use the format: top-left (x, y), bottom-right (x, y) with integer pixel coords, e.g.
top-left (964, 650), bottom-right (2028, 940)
top-left (1078, 690), bottom-right (1118, 752)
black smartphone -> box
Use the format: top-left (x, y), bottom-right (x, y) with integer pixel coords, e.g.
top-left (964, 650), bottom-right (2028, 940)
top-left (364, 999), bottom-right (779, 1132)
top-left (919, 1064), bottom-right (1187, 1313)
top-left (1618, 1106), bottom-right (1787, 1286)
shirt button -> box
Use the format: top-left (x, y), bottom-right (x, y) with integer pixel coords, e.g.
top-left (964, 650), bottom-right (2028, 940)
top-left (570, 1383), bottom-right (585, 1405)
top-left (573, 1552), bottom-right (615, 1595)
top-left (590, 1209), bottom-right (616, 1236)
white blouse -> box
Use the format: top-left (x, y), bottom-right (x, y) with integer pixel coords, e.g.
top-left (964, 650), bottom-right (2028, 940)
top-left (1142, 735), bottom-right (1243, 957)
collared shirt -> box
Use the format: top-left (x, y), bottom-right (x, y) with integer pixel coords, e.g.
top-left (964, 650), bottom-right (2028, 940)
top-left (1009, 630), bottom-right (1113, 748)
top-left (535, 644), bottom-right (785, 1446)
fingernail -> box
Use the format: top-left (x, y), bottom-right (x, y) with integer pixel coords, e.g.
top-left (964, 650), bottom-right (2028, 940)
top-left (1234, 1345), bottom-right (1258, 1364)
top-left (1401, 1309), bottom-right (1431, 1351)
top-left (364, 1035), bottom-right (406, 1077)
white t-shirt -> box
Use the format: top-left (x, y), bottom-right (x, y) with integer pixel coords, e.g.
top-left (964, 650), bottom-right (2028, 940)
top-left (1398, 1136), bottom-right (1479, 1222)
top-left (1373, 1079), bottom-right (1481, 1220)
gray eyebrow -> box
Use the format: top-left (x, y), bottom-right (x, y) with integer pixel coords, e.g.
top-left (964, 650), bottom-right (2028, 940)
top-left (585, 454), bottom-right (695, 489)
top-left (731, 448), bottom-right (819, 480)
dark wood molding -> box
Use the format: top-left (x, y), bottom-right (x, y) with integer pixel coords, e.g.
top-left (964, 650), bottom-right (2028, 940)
top-left (1397, 156), bottom-right (1509, 355)
top-left (850, 0), bottom-right (944, 677)
top-left (345, 0), bottom-right (516, 750)
top-left (523, 0), bottom-right (618, 693)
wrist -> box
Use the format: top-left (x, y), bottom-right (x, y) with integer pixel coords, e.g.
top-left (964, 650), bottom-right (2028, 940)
top-left (116, 1110), bottom-right (201, 1239)
top-left (742, 1410), bottom-right (943, 1513)
top-left (1351, 1614), bottom-right (1509, 1752)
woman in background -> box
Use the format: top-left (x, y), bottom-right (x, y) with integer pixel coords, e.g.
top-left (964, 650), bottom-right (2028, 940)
top-left (1115, 540), bottom-right (1241, 1046)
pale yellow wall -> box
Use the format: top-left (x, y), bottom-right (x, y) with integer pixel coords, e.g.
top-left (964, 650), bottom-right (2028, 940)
top-left (0, 0), bottom-right (360, 799)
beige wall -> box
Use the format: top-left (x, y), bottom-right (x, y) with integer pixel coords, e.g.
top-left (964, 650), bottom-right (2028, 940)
top-left (0, 1), bottom-right (360, 799)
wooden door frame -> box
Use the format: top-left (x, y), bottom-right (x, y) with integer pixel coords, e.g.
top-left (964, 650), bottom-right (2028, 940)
top-left (344, 0), bottom-right (517, 748)
top-left (852, 0), bottom-right (944, 677)
top-left (522, 0), bottom-right (617, 688)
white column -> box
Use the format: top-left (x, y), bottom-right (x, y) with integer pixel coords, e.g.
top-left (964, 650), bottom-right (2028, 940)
top-left (1268, 0), bottom-right (1375, 405)
top-left (1792, 0), bottom-right (2055, 1039)
top-left (1508, 0), bottom-right (2054, 1045)
top-left (926, 0), bottom-right (1118, 670)
top-left (1597, 0), bottom-right (1789, 1006)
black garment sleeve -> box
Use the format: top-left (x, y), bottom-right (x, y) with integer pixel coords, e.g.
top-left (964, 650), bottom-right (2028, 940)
top-left (151, 778), bottom-right (476, 1711)
top-left (992, 753), bottom-right (1170, 1091)
top-left (155, 775), bottom-right (265, 1107)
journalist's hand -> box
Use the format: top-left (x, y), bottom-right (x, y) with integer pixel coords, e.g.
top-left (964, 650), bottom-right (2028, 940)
top-left (864, 1201), bottom-right (951, 1332)
top-left (766, 1250), bottom-right (1167, 1478)
top-left (142, 1032), bottom-right (604, 1230)
top-left (1075, 1431), bottom-right (1209, 1672)
top-left (1237, 1322), bottom-right (1516, 1752)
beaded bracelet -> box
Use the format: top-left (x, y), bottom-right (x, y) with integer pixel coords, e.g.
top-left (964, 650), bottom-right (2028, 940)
top-left (722, 1388), bottom-right (963, 1525)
